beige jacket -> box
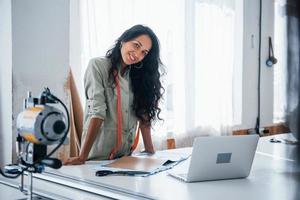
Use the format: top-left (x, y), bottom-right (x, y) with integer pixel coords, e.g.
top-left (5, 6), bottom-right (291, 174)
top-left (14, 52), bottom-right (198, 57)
top-left (82, 57), bottom-right (138, 160)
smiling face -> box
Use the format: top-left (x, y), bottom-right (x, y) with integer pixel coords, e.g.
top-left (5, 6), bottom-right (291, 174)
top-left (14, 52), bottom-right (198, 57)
top-left (120, 34), bottom-right (152, 67)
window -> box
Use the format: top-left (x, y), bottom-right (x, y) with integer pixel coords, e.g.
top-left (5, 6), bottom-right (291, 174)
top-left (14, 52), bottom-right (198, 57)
top-left (273, 0), bottom-right (287, 123)
top-left (79, 0), bottom-right (243, 147)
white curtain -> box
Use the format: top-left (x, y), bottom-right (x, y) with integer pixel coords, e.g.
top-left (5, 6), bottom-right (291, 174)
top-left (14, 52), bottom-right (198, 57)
top-left (273, 0), bottom-right (287, 123)
top-left (194, 1), bottom-right (235, 133)
top-left (79, 0), bottom-right (240, 149)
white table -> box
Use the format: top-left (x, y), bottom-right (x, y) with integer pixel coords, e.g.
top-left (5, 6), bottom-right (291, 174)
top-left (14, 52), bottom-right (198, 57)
top-left (1, 134), bottom-right (299, 200)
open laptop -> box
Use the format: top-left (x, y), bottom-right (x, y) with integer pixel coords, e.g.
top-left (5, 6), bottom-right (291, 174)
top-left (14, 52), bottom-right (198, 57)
top-left (168, 134), bottom-right (259, 182)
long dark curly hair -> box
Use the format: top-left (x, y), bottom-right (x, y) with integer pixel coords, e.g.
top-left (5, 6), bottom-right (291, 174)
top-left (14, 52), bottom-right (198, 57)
top-left (106, 24), bottom-right (164, 126)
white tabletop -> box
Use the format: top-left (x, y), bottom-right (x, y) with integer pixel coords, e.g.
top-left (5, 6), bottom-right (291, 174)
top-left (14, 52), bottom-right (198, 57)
top-left (1, 134), bottom-right (299, 200)
top-left (43, 134), bottom-right (300, 200)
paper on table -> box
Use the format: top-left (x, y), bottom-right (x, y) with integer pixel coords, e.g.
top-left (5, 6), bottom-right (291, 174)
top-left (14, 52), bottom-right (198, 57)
top-left (133, 149), bottom-right (192, 162)
top-left (95, 150), bottom-right (191, 176)
top-left (105, 156), bottom-right (167, 172)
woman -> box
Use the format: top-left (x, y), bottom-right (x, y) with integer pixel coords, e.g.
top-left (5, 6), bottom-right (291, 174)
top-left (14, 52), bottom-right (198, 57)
top-left (64, 24), bottom-right (164, 165)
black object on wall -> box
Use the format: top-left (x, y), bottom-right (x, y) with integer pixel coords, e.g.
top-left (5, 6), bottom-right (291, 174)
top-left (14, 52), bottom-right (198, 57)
top-left (266, 37), bottom-right (277, 67)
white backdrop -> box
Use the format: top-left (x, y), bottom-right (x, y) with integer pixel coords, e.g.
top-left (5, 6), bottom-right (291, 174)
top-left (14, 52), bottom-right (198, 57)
top-left (79, 0), bottom-right (239, 149)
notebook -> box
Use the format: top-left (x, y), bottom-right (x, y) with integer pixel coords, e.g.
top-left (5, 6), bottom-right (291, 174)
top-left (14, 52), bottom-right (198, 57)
top-left (168, 135), bottom-right (259, 182)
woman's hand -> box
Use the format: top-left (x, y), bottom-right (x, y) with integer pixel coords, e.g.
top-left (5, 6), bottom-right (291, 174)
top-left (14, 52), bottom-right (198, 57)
top-left (63, 118), bottom-right (103, 166)
top-left (63, 155), bottom-right (86, 165)
top-left (144, 147), bottom-right (155, 154)
top-left (139, 122), bottom-right (155, 155)
top-left (137, 149), bottom-right (155, 156)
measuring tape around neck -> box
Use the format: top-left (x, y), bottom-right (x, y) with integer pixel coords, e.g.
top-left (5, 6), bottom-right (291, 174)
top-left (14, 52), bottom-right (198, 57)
top-left (109, 70), bottom-right (140, 160)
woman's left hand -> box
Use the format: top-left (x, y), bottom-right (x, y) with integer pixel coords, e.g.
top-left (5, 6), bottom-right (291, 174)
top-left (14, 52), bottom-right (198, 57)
top-left (144, 148), bottom-right (155, 154)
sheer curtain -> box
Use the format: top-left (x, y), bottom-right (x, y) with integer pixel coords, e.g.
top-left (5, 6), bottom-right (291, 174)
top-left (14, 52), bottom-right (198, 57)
top-left (274, 0), bottom-right (287, 123)
top-left (194, 0), bottom-right (235, 133)
top-left (79, 0), bottom-right (240, 149)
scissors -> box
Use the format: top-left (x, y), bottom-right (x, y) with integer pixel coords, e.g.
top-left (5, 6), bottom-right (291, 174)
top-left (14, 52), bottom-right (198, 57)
top-left (269, 138), bottom-right (282, 143)
top-left (95, 170), bottom-right (149, 176)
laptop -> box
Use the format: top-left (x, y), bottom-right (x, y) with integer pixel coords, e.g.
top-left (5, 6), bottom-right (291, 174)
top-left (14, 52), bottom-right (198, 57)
top-left (168, 134), bottom-right (259, 182)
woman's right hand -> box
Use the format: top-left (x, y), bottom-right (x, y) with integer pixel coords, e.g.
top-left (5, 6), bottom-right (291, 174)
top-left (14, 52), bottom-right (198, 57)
top-left (63, 118), bottom-right (103, 166)
top-left (63, 156), bottom-right (86, 165)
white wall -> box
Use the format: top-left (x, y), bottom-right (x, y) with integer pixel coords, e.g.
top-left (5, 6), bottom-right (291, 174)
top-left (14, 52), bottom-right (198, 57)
top-left (240, 0), bottom-right (274, 130)
top-left (69, 0), bottom-right (84, 104)
top-left (260, 0), bottom-right (275, 127)
top-left (0, 0), bottom-right (13, 165)
top-left (11, 0), bottom-right (70, 161)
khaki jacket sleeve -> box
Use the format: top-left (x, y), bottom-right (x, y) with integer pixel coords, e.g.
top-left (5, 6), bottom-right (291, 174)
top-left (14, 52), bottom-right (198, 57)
top-left (84, 58), bottom-right (107, 119)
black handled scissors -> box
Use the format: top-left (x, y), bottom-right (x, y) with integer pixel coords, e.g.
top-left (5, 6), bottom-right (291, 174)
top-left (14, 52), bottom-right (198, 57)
top-left (269, 138), bottom-right (282, 143)
top-left (95, 170), bottom-right (149, 176)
